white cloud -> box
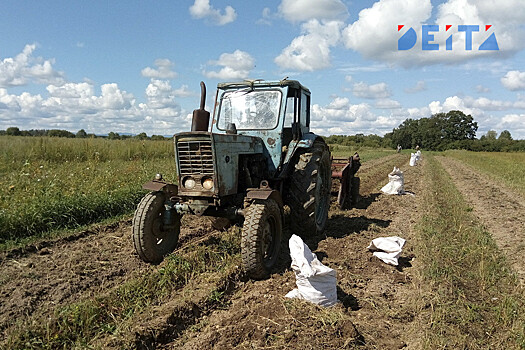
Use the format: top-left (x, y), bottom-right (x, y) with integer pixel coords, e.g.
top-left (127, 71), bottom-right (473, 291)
top-left (497, 114), bottom-right (525, 136)
top-left (309, 96), bottom-right (404, 136)
top-left (0, 44), bottom-right (65, 88)
top-left (189, 0), bottom-right (236, 25)
top-left (256, 7), bottom-right (273, 25)
top-left (278, 0), bottom-right (348, 23)
top-left (141, 59), bottom-right (177, 79)
top-left (375, 98), bottom-right (402, 109)
top-left (342, 0), bottom-right (432, 63)
top-left (145, 79), bottom-right (178, 109)
top-left (352, 81), bottom-right (391, 99)
top-left (501, 70), bottom-right (525, 91)
top-left (275, 20), bottom-right (343, 71)
top-left (405, 80), bottom-right (427, 93)
top-left (475, 84), bottom-right (490, 93)
top-left (342, 0), bottom-right (525, 66)
top-left (203, 50), bottom-right (255, 80)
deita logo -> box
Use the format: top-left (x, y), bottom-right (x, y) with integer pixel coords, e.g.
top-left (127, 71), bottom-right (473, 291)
top-left (398, 25), bottom-right (499, 51)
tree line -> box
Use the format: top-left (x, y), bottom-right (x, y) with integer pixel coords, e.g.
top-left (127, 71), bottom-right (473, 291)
top-left (0, 127), bottom-right (169, 141)
top-left (2, 110), bottom-right (525, 152)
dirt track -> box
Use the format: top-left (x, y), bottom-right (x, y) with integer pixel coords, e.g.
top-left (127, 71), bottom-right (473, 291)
top-left (2, 152), bottom-right (524, 348)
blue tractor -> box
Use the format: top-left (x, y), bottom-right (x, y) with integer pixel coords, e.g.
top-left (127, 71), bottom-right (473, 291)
top-left (133, 79), bottom-right (332, 279)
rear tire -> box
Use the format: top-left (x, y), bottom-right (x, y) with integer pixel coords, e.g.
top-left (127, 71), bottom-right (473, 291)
top-left (132, 192), bottom-right (180, 264)
top-left (289, 140), bottom-right (331, 236)
top-left (241, 199), bottom-right (282, 279)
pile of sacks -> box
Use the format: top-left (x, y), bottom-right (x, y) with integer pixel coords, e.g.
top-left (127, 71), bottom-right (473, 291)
top-left (381, 167), bottom-right (405, 195)
top-left (410, 150), bottom-right (421, 166)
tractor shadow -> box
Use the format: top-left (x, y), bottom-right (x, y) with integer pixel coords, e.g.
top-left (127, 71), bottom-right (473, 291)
top-left (353, 192), bottom-right (381, 210)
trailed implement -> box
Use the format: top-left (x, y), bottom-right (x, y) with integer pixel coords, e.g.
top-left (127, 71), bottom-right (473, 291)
top-left (331, 153), bottom-right (361, 209)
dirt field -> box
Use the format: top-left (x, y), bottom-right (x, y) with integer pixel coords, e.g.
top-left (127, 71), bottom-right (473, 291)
top-left (1, 152), bottom-right (524, 349)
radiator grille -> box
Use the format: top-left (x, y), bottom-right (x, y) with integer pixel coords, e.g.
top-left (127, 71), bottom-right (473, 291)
top-left (177, 139), bottom-right (214, 176)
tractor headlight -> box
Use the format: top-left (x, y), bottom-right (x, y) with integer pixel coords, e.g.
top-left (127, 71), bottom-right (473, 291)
top-left (201, 177), bottom-right (214, 190)
top-left (182, 176), bottom-right (196, 189)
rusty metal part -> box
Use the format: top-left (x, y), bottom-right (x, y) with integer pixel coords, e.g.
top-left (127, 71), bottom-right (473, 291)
top-left (331, 152), bottom-right (361, 209)
top-left (191, 81), bottom-right (210, 131)
top-left (245, 187), bottom-right (283, 209)
top-left (142, 180), bottom-right (178, 196)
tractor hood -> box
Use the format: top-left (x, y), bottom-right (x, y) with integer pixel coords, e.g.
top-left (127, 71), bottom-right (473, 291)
top-left (174, 131), bottom-right (265, 197)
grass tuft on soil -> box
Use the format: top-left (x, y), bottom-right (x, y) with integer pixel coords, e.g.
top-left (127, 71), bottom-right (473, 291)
top-left (3, 230), bottom-right (241, 349)
top-left (415, 155), bottom-right (525, 349)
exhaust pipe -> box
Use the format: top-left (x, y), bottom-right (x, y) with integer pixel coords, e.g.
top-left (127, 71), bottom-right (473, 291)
top-left (191, 81), bottom-right (210, 132)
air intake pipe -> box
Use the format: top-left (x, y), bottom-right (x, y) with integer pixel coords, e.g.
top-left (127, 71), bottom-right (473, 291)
top-left (191, 81), bottom-right (210, 132)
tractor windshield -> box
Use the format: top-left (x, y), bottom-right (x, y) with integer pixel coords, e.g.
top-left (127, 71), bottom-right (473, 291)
top-left (217, 89), bottom-right (281, 130)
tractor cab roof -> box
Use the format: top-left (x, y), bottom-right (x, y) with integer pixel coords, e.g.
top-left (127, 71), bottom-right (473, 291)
top-left (217, 79), bottom-right (310, 94)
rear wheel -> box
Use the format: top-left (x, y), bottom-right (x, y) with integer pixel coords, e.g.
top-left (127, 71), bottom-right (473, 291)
top-left (289, 140), bottom-right (331, 236)
top-left (132, 192), bottom-right (180, 264)
top-left (241, 199), bottom-right (282, 279)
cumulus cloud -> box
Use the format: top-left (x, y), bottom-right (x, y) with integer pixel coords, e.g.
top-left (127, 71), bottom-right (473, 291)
top-left (309, 96), bottom-right (405, 136)
top-left (0, 44), bottom-right (65, 87)
top-left (342, 0), bottom-right (525, 66)
top-left (405, 80), bottom-right (427, 93)
top-left (189, 0), bottom-right (236, 25)
top-left (141, 59), bottom-right (177, 79)
top-left (203, 50), bottom-right (254, 80)
top-left (352, 81), bottom-right (391, 99)
top-left (278, 0), bottom-right (348, 23)
top-left (501, 70), bottom-right (525, 91)
top-left (275, 20), bottom-right (343, 71)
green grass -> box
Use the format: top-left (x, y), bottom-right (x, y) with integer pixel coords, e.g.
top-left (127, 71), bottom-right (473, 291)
top-left (0, 136), bottom-right (176, 248)
top-left (444, 150), bottom-right (525, 198)
top-left (329, 145), bottom-right (396, 162)
top-left (415, 155), bottom-right (525, 349)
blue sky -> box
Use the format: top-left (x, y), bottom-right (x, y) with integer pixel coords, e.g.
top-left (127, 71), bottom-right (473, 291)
top-left (1, 0), bottom-right (524, 139)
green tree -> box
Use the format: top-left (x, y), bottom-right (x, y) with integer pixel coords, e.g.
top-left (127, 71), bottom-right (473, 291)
top-left (76, 129), bottom-right (88, 138)
top-left (498, 130), bottom-right (512, 140)
top-left (134, 132), bottom-right (148, 140)
top-left (485, 130), bottom-right (498, 140)
top-left (108, 132), bottom-right (120, 140)
top-left (6, 127), bottom-right (21, 136)
top-left (390, 110), bottom-right (478, 150)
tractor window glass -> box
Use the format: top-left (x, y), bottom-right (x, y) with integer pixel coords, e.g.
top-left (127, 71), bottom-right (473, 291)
top-left (284, 96), bottom-right (295, 128)
top-left (218, 90), bottom-right (281, 130)
top-left (301, 91), bottom-right (310, 127)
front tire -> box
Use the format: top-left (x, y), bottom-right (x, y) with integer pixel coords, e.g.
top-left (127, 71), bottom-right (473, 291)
top-left (241, 199), bottom-right (282, 279)
top-left (132, 192), bottom-right (180, 264)
top-left (289, 140), bottom-right (331, 236)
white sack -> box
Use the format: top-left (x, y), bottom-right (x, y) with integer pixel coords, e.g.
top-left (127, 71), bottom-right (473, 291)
top-left (367, 236), bottom-right (406, 266)
top-left (409, 153), bottom-right (417, 166)
top-left (380, 167), bottom-right (405, 195)
top-left (285, 234), bottom-right (337, 307)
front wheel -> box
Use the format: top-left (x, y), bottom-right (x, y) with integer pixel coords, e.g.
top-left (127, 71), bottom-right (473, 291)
top-left (132, 192), bottom-right (180, 264)
top-left (241, 199), bottom-right (282, 279)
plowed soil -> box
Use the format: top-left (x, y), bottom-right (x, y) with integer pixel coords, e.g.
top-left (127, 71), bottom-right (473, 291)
top-left (2, 152), bottom-right (523, 349)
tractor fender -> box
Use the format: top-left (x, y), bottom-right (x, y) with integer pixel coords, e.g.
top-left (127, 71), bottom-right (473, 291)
top-left (282, 133), bottom-right (327, 168)
top-left (245, 188), bottom-right (283, 209)
top-left (142, 180), bottom-right (178, 196)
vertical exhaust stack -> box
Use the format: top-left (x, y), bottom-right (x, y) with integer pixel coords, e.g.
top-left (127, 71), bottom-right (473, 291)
top-left (191, 81), bottom-right (210, 132)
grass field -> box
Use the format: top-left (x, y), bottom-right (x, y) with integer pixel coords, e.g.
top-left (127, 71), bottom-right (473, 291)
top-left (0, 136), bottom-right (176, 249)
top-left (444, 150), bottom-right (525, 197)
